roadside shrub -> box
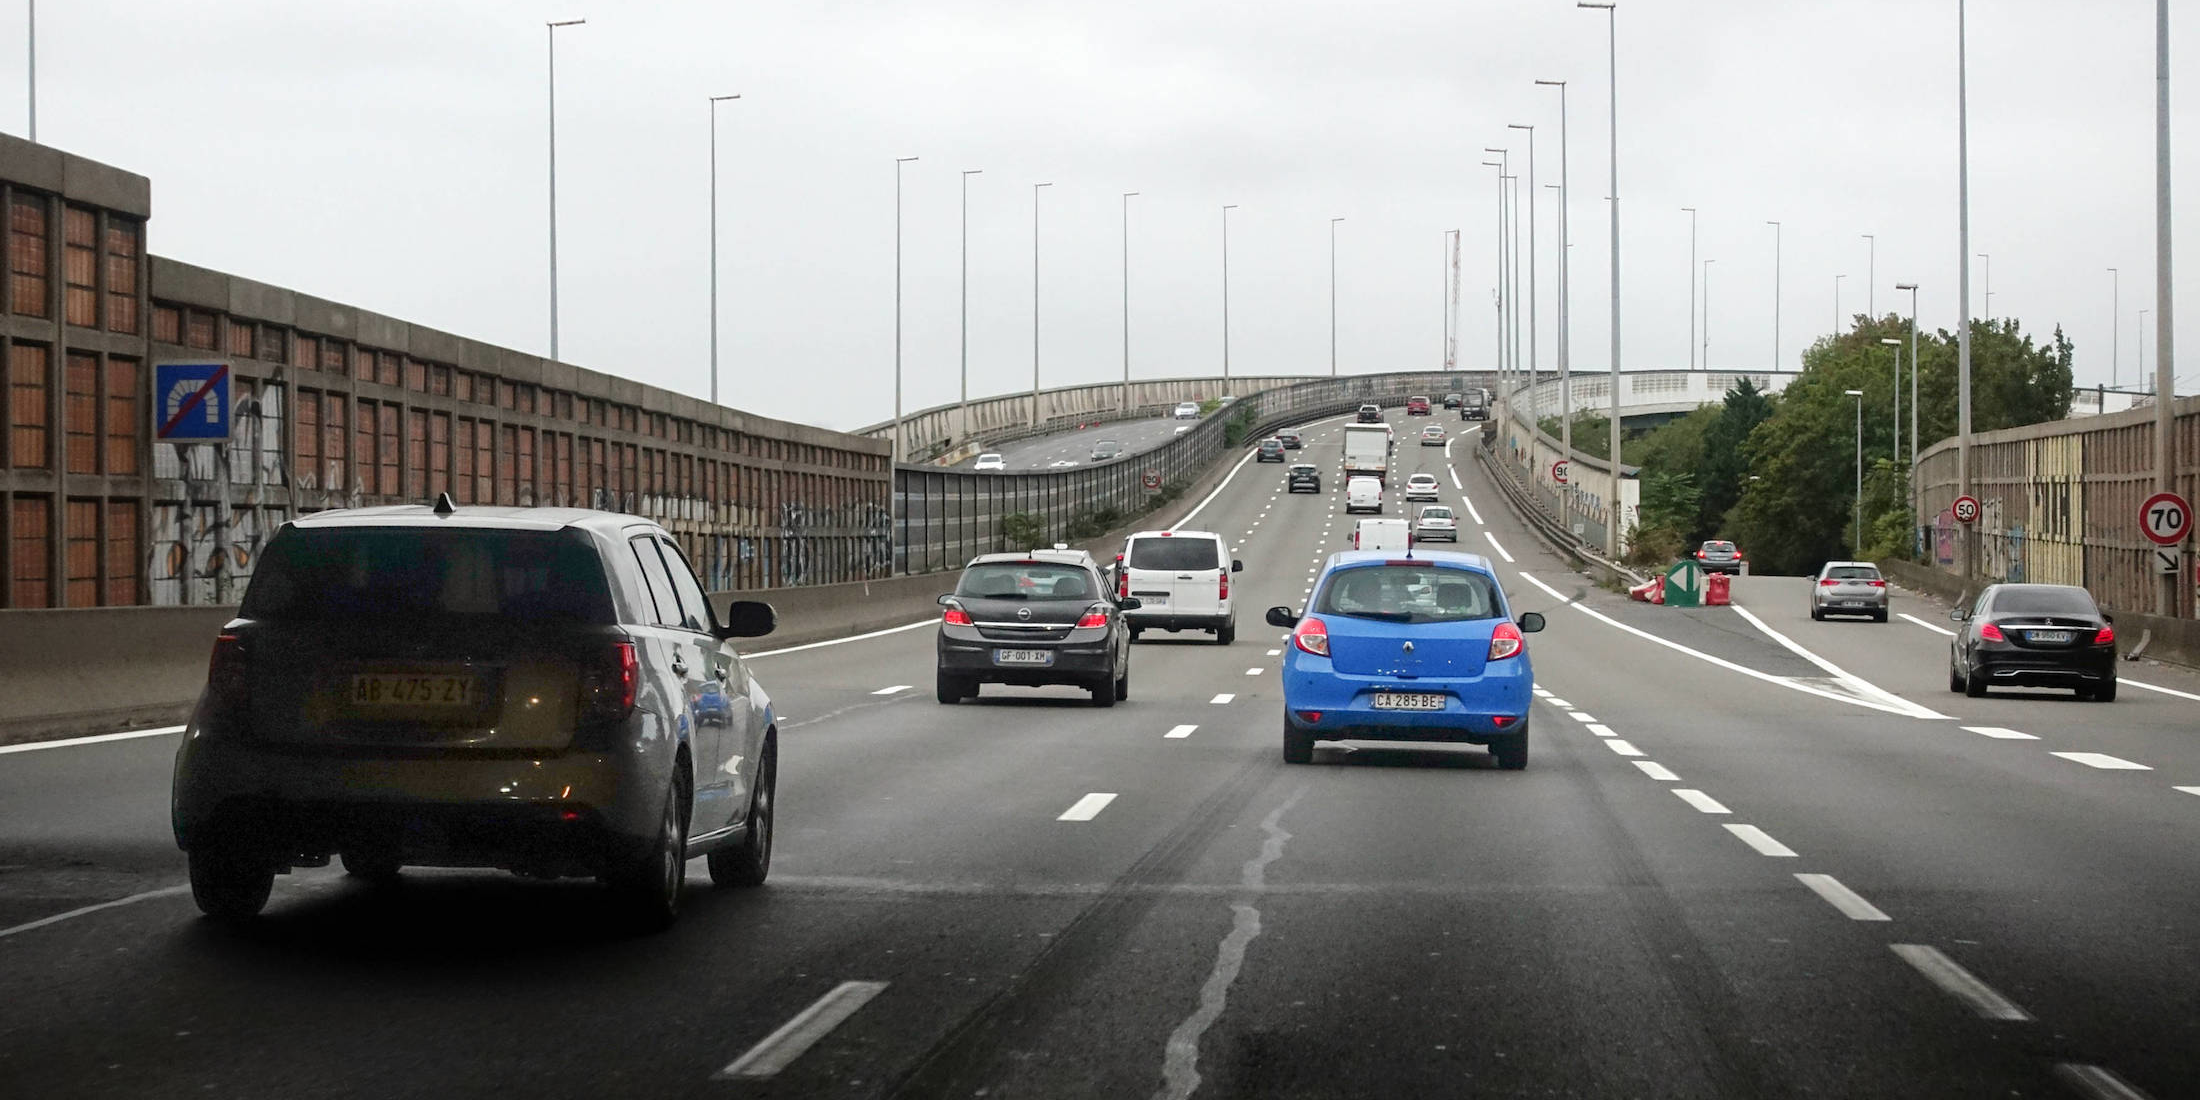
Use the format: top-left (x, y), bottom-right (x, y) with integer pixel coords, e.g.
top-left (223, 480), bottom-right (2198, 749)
top-left (1000, 511), bottom-right (1046, 551)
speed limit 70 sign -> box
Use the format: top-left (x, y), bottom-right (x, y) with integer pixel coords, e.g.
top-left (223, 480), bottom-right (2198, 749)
top-left (2141, 491), bottom-right (2192, 546)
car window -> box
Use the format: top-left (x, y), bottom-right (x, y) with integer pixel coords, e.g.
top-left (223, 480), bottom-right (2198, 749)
top-left (1421, 507), bottom-right (1452, 519)
top-left (1993, 587), bottom-right (2099, 615)
top-left (628, 536), bottom-right (685, 628)
top-left (241, 527), bottom-right (615, 623)
top-left (1127, 537), bottom-right (1223, 571)
top-left (1704, 541), bottom-right (1735, 553)
top-left (957, 562), bottom-right (1097, 598)
top-left (653, 538), bottom-right (718, 634)
top-left (1315, 565), bottom-right (1502, 624)
top-left (1827, 565), bottom-right (1879, 580)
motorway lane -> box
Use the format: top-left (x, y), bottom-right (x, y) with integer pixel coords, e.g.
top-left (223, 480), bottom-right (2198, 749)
top-left (949, 413), bottom-right (1206, 472)
top-left (0, 406), bottom-right (2188, 1098)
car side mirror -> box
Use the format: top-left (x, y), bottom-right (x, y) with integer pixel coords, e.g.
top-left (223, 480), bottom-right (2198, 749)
top-left (1948, 606), bottom-right (1967, 622)
top-left (2103, 612), bottom-right (2115, 624)
top-left (1119, 596), bottom-right (1143, 611)
top-left (718, 600), bottom-right (778, 639)
top-left (1231, 559), bottom-right (1244, 573)
top-left (1265, 606), bottom-right (1298, 629)
top-left (936, 593), bottom-right (956, 606)
top-left (1518, 612), bottom-right (1546, 633)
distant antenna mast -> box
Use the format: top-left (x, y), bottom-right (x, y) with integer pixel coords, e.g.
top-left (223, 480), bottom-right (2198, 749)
top-left (1446, 230), bottom-right (1462, 372)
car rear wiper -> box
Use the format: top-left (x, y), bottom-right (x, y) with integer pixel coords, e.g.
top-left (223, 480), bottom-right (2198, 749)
top-left (1339, 610), bottom-right (1414, 622)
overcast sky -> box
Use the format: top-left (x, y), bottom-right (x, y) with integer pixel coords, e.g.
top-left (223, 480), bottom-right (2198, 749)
top-left (2, 1), bottom-right (2192, 430)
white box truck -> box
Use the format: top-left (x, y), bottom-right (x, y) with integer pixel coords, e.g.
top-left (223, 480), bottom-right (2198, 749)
top-left (1342, 423), bottom-right (1390, 484)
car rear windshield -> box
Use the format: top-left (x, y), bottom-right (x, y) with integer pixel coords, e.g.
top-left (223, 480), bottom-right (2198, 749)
top-left (1315, 565), bottom-right (1503, 624)
top-left (955, 563), bottom-right (1097, 600)
top-left (1127, 537), bottom-right (1222, 571)
top-left (1993, 587), bottom-right (2099, 616)
top-left (240, 526), bottom-right (615, 623)
top-left (1421, 507), bottom-right (1453, 519)
top-left (1704, 542), bottom-right (1736, 553)
top-left (1827, 565), bottom-right (1879, 580)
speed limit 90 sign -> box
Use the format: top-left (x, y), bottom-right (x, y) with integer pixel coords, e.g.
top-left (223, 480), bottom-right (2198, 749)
top-left (2141, 492), bottom-right (2192, 546)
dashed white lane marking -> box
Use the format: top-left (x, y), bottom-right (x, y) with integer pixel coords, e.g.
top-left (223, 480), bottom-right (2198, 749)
top-left (2125, 677), bottom-right (2200, 703)
top-left (1482, 532), bottom-right (1515, 563)
top-left (1544, 697), bottom-right (1573, 709)
top-left (1723, 824), bottom-right (1799, 857)
top-left (1672, 789), bottom-right (1731, 814)
top-left (1532, 688), bottom-right (1553, 698)
top-left (715, 980), bottom-right (891, 1079)
top-left (1569, 711), bottom-right (1597, 724)
top-left (1899, 613), bottom-right (1958, 637)
top-left (2053, 1062), bottom-right (2157, 1100)
top-left (1210, 693), bottom-right (1235, 704)
top-left (870, 685), bottom-right (913, 695)
top-left (1058, 793), bottom-right (1119, 821)
top-left (2176, 786), bottom-right (2200, 798)
top-left (1634, 761), bottom-right (1681, 781)
top-left (1266, 648), bottom-right (1282, 656)
top-left (1165, 724), bottom-right (1198, 739)
top-left (1605, 739), bottom-right (1645, 757)
top-left (1890, 944), bottom-right (2033, 1021)
top-left (0, 725), bottom-right (186, 755)
top-left (1794, 873), bottom-right (1892, 921)
top-left (2051, 751), bottom-right (2151, 771)
top-left (1449, 468), bottom-right (1463, 490)
top-left (1459, 492), bottom-right (1484, 525)
top-left (1963, 725), bottom-right (2039, 740)
top-left (0, 884), bottom-right (192, 940)
top-left (1585, 723), bottom-right (1618, 738)
top-left (1245, 667), bottom-right (1264, 676)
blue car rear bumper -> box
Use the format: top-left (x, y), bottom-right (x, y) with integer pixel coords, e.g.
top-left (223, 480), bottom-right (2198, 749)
top-left (1280, 655), bottom-right (1532, 743)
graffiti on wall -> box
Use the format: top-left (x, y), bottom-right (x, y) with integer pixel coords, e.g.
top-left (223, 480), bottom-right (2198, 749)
top-left (149, 380), bottom-right (290, 606)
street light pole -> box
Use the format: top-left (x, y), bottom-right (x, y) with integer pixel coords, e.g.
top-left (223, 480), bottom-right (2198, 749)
top-left (1222, 204), bottom-right (1237, 384)
top-left (1847, 389), bottom-right (1866, 558)
top-left (1863, 234), bottom-right (1876, 319)
top-left (1485, 147), bottom-right (1511, 407)
top-left (1957, 0), bottom-right (1975, 589)
top-left (2109, 267), bottom-right (2120, 387)
top-left (1579, 0), bottom-right (1623, 558)
top-left (1767, 220), bottom-right (1781, 370)
top-left (2154, 0), bottom-right (2178, 616)
top-left (1031, 182), bottom-right (1053, 429)
top-left (1882, 336), bottom-right (1904, 469)
top-left (1330, 217), bottom-right (1346, 376)
top-left (1482, 162), bottom-right (1506, 419)
top-left (1682, 207), bottom-right (1697, 370)
top-left (960, 169), bottom-right (982, 443)
top-left (707, 93), bottom-right (740, 407)
top-left (546, 18), bottom-right (585, 362)
top-left (1703, 259), bottom-right (1715, 368)
top-left (1897, 282), bottom-right (1921, 553)
top-left (2139, 309), bottom-right (2150, 387)
top-left (1979, 252), bottom-right (1992, 319)
top-left (24, 0), bottom-right (33, 143)
top-left (1122, 191), bottom-right (1139, 415)
top-left (892, 156), bottom-right (918, 462)
top-left (1509, 123), bottom-right (1538, 453)
top-left (1835, 274), bottom-right (1847, 335)
top-left (1537, 78), bottom-right (1574, 523)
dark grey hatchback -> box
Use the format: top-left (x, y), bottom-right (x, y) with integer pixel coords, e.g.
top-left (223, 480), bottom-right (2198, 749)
top-left (936, 548), bottom-right (1139, 706)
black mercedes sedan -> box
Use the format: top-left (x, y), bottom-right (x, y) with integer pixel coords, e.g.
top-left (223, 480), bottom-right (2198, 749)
top-left (936, 547), bottom-right (1138, 706)
top-left (1948, 583), bottom-right (2117, 700)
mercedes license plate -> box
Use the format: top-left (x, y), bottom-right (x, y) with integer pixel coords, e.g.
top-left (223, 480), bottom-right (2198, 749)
top-left (2029, 630), bottom-right (2073, 644)
top-left (351, 674), bottom-right (475, 707)
top-left (1371, 692), bottom-right (1445, 711)
top-left (994, 649), bottom-right (1053, 666)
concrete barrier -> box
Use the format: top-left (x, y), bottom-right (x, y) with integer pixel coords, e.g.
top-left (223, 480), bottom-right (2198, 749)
top-left (0, 606), bottom-right (239, 745)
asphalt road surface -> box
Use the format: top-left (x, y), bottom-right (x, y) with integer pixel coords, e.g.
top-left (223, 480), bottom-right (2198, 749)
top-left (4, 407), bottom-right (2197, 1099)
top-left (952, 412), bottom-right (1209, 472)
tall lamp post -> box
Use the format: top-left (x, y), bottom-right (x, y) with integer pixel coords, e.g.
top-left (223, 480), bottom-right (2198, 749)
top-left (1957, 0), bottom-right (1976, 590)
top-left (1682, 207), bottom-right (1697, 369)
top-left (1221, 204), bottom-right (1238, 384)
top-left (1482, 162), bottom-right (1506, 416)
top-left (1896, 282), bottom-right (1921, 553)
top-left (546, 17), bottom-right (586, 361)
top-left (2152, 0), bottom-right (2178, 617)
top-left (1703, 259), bottom-right (1715, 368)
top-left (959, 169), bottom-right (982, 443)
top-left (1537, 77), bottom-right (1574, 525)
top-left (1881, 337), bottom-right (1904, 468)
top-left (707, 93), bottom-right (740, 406)
top-left (1485, 147), bottom-right (1511, 407)
top-left (1121, 191), bottom-right (1139, 415)
top-left (1863, 234), bottom-right (1876, 318)
top-left (2108, 266), bottom-right (2120, 386)
top-left (1766, 220), bottom-right (1782, 370)
top-left (1835, 274), bottom-right (1847, 335)
top-left (1508, 122), bottom-right (1538, 450)
top-left (1330, 217), bottom-right (1347, 376)
top-left (892, 156), bottom-right (919, 462)
top-left (1030, 182), bottom-right (1053, 429)
top-left (1847, 389), bottom-right (1866, 558)
top-left (1579, 0), bottom-right (1623, 558)
top-left (25, 0), bottom-right (34, 142)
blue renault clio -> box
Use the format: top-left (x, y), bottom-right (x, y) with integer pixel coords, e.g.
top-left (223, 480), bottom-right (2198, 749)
top-left (1266, 550), bottom-right (1543, 768)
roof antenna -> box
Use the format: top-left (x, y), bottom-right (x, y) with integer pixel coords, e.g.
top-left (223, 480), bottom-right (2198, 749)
top-left (433, 492), bottom-right (457, 516)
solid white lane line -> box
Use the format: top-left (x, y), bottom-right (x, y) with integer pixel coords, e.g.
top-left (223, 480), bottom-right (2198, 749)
top-left (1672, 789), bottom-right (1731, 814)
top-left (1449, 467), bottom-right (1463, 490)
top-left (1515, 571), bottom-right (1948, 720)
top-left (1245, 667), bottom-right (1263, 676)
top-left (1794, 873), bottom-right (1892, 921)
top-left (2124, 677), bottom-right (2200, 703)
top-left (1459, 493), bottom-right (1484, 525)
top-left (1633, 761), bottom-right (1681, 781)
top-left (1963, 726), bottom-right (2039, 740)
top-left (1728, 603), bottom-right (1942, 720)
top-left (1058, 793), bottom-right (1119, 821)
top-left (1899, 613), bottom-right (1958, 637)
top-left (2052, 1063), bottom-right (2154, 1100)
top-left (1165, 724), bottom-right (1198, 739)
top-left (0, 885), bottom-right (192, 940)
top-left (1724, 824), bottom-right (1799, 857)
top-left (715, 981), bottom-right (891, 1079)
top-left (0, 724), bottom-right (186, 755)
top-left (1585, 724), bottom-right (1619, 738)
top-left (1266, 648), bottom-right (1282, 656)
top-left (1210, 693), bottom-right (1235, 704)
top-left (1890, 944), bottom-right (2033, 1021)
top-left (2052, 751), bottom-right (2152, 771)
top-left (744, 617), bottom-right (935, 659)
top-left (2176, 786), bottom-right (2200, 798)
top-left (1544, 697), bottom-right (1573, 709)
top-left (1483, 531), bottom-right (1515, 563)
top-left (870, 685), bottom-right (912, 696)
top-left (1605, 739), bottom-right (1645, 757)
top-left (1569, 711), bottom-right (1597, 724)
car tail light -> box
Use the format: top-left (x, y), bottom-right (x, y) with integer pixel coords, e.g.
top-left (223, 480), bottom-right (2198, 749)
top-left (1489, 621), bottom-right (1525, 661)
top-left (2094, 625), bottom-right (2116, 646)
top-left (1294, 710), bottom-right (1323, 723)
top-left (1819, 578), bottom-right (1839, 586)
top-left (1866, 580), bottom-right (1887, 588)
top-left (1492, 715), bottom-right (1518, 728)
top-left (1696, 551), bottom-right (1706, 559)
top-left (1116, 557), bottom-right (1129, 600)
top-left (1075, 610), bottom-right (1109, 628)
top-left (206, 633), bottom-right (249, 715)
top-left (1292, 616), bottom-right (1330, 657)
top-left (942, 607), bottom-right (974, 626)
top-left (581, 639), bottom-right (640, 723)
top-left (1220, 570), bottom-right (1229, 602)
top-left (1978, 622), bottom-right (2006, 643)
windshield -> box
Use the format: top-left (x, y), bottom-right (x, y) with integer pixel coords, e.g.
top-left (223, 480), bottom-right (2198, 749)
top-left (1827, 565), bottom-right (1879, 580)
top-left (955, 563), bottom-right (1096, 600)
top-left (241, 527), bottom-right (614, 623)
top-left (1291, 465), bottom-right (1317, 474)
top-left (1128, 537), bottom-right (1222, 571)
top-left (1315, 565), bottom-right (1502, 623)
top-left (1420, 507), bottom-right (1452, 520)
top-left (1992, 587), bottom-right (2099, 616)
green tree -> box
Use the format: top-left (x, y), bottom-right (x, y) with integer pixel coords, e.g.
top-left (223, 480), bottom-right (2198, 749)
top-left (1697, 378), bottom-right (1775, 542)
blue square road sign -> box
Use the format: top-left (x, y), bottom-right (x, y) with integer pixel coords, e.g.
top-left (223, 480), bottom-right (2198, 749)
top-left (154, 361), bottom-right (232, 443)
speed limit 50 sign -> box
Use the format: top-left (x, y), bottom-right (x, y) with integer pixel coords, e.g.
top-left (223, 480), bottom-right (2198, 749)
top-left (1951, 495), bottom-right (1980, 525)
top-left (2140, 491), bottom-right (2191, 546)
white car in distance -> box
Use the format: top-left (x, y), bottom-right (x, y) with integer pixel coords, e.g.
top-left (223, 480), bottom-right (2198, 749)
top-left (1415, 504), bottom-right (1458, 542)
top-left (1173, 402), bottom-right (1202, 419)
top-left (973, 453), bottom-right (1007, 472)
top-left (1403, 472), bottom-right (1441, 502)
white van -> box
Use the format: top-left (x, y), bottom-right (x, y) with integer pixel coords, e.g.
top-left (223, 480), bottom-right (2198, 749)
top-left (1352, 518), bottom-right (1412, 552)
top-left (1118, 530), bottom-right (1242, 644)
top-left (1345, 476), bottom-right (1384, 515)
